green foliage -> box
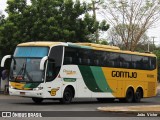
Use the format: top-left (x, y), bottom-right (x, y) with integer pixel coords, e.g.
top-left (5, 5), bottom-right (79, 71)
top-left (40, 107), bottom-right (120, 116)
top-left (99, 20), bottom-right (109, 31)
top-left (153, 48), bottom-right (160, 82)
top-left (99, 40), bottom-right (108, 45)
top-left (153, 49), bottom-right (160, 64)
top-left (0, 13), bottom-right (5, 26)
top-left (0, 0), bottom-right (109, 57)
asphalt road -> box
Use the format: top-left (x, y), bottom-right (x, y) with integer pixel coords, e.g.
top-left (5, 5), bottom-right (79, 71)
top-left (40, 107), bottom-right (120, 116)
top-left (0, 95), bottom-right (160, 110)
top-left (0, 95), bottom-right (160, 116)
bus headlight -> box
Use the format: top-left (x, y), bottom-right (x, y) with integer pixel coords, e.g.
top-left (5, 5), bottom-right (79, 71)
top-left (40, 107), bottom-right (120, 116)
top-left (33, 87), bottom-right (43, 91)
top-left (9, 85), bottom-right (14, 89)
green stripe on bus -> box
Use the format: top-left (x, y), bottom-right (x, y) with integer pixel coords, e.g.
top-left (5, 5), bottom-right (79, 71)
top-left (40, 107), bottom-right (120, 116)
top-left (78, 65), bottom-right (102, 92)
top-left (90, 66), bottom-right (113, 92)
top-left (64, 78), bottom-right (76, 82)
top-left (24, 83), bottom-right (40, 88)
top-left (24, 83), bottom-right (32, 88)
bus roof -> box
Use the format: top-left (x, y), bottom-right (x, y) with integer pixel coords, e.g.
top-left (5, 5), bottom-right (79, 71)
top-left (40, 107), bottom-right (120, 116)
top-left (17, 41), bottom-right (156, 57)
top-left (18, 41), bottom-right (62, 47)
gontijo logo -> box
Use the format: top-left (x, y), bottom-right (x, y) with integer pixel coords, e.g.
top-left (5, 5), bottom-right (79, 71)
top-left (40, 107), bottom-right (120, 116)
top-left (63, 69), bottom-right (76, 75)
top-left (112, 71), bottom-right (137, 78)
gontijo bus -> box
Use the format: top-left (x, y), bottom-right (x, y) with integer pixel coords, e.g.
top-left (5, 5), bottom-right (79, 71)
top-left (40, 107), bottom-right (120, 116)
top-left (1, 42), bottom-right (157, 103)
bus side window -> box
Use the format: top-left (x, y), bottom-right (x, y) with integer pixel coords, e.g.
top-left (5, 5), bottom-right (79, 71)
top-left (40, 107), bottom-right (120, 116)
top-left (46, 61), bottom-right (56, 82)
top-left (108, 61), bottom-right (114, 67)
top-left (110, 53), bottom-right (119, 68)
top-left (132, 55), bottom-right (142, 69)
top-left (82, 59), bottom-right (90, 65)
top-left (78, 58), bottom-right (82, 65)
top-left (47, 46), bottom-right (63, 81)
top-left (120, 54), bottom-right (131, 69)
top-left (92, 51), bottom-right (100, 66)
top-left (94, 59), bottom-right (99, 66)
top-left (142, 57), bottom-right (149, 70)
top-left (150, 57), bottom-right (156, 70)
top-left (132, 62), bottom-right (136, 69)
top-left (64, 57), bottom-right (72, 64)
top-left (87, 59), bottom-right (91, 65)
top-left (64, 47), bottom-right (79, 65)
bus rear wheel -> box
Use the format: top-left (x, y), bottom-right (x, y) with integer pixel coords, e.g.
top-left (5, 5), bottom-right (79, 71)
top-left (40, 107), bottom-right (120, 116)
top-left (134, 88), bottom-right (143, 103)
top-left (60, 87), bottom-right (73, 104)
top-left (32, 98), bottom-right (43, 104)
top-left (124, 88), bottom-right (134, 103)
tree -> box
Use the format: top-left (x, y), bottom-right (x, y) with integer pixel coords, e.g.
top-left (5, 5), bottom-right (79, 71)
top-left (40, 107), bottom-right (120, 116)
top-left (91, 0), bottom-right (109, 43)
top-left (0, 0), bottom-right (109, 57)
top-left (101, 0), bottom-right (160, 51)
top-left (0, 12), bottom-right (5, 25)
top-left (153, 48), bottom-right (160, 82)
top-left (0, 0), bottom-right (28, 57)
top-left (107, 24), bottom-right (150, 51)
top-left (0, 12), bottom-right (5, 39)
top-left (5, 0), bottom-right (109, 42)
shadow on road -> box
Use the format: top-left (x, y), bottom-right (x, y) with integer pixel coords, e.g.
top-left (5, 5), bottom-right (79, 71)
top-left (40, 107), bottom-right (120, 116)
top-left (10, 98), bottom-right (159, 106)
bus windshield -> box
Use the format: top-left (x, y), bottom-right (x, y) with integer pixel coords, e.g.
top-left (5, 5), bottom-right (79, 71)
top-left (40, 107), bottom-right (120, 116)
top-left (10, 46), bottom-right (49, 82)
top-left (10, 58), bottom-right (43, 82)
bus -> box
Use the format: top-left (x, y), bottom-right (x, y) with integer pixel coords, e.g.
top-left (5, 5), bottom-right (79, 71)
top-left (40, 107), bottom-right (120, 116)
top-left (1, 42), bottom-right (157, 104)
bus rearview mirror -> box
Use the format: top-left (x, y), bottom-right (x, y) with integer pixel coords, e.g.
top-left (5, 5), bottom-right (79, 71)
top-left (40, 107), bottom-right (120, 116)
top-left (1, 55), bottom-right (12, 67)
top-left (40, 56), bottom-right (48, 70)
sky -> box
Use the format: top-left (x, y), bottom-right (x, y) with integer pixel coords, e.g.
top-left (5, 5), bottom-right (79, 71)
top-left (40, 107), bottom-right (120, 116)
top-left (0, 0), bottom-right (160, 46)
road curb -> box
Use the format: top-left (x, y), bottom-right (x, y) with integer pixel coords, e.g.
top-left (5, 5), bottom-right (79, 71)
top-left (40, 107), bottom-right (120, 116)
top-left (97, 105), bottom-right (160, 114)
top-left (97, 84), bottom-right (160, 114)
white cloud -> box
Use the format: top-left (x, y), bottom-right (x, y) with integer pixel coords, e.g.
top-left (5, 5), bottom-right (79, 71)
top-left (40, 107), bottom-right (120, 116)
top-left (0, 0), bottom-right (7, 15)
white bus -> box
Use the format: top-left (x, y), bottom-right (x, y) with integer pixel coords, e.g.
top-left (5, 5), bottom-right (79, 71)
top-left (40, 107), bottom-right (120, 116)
top-left (1, 42), bottom-right (157, 104)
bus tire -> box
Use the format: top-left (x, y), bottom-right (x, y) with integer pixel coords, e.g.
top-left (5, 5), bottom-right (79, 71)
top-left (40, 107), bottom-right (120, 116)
top-left (60, 87), bottom-right (73, 104)
top-left (134, 88), bottom-right (143, 103)
top-left (125, 88), bottom-right (134, 103)
top-left (32, 98), bottom-right (43, 104)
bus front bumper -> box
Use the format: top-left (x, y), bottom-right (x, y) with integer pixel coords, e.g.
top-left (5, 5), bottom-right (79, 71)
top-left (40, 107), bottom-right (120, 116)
top-left (9, 88), bottom-right (44, 98)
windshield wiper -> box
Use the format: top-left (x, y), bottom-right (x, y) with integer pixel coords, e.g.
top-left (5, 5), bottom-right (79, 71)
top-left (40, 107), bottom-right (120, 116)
top-left (15, 62), bottom-right (33, 82)
top-left (25, 69), bottom-right (33, 82)
top-left (15, 62), bottom-right (25, 80)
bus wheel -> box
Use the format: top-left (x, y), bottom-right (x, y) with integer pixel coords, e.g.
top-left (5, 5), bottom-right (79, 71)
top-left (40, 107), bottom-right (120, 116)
top-left (125, 88), bottom-right (134, 103)
top-left (32, 98), bottom-right (43, 104)
top-left (134, 88), bottom-right (143, 103)
top-left (60, 87), bottom-right (73, 104)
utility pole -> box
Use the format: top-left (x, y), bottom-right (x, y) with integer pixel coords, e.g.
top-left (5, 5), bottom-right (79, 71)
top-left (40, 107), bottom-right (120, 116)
top-left (148, 39), bottom-right (150, 52)
top-left (151, 36), bottom-right (157, 51)
top-left (148, 36), bottom-right (157, 52)
top-left (151, 36), bottom-right (156, 45)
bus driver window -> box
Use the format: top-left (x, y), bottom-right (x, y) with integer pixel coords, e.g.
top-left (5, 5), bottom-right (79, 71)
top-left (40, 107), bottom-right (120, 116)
top-left (46, 61), bottom-right (56, 82)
